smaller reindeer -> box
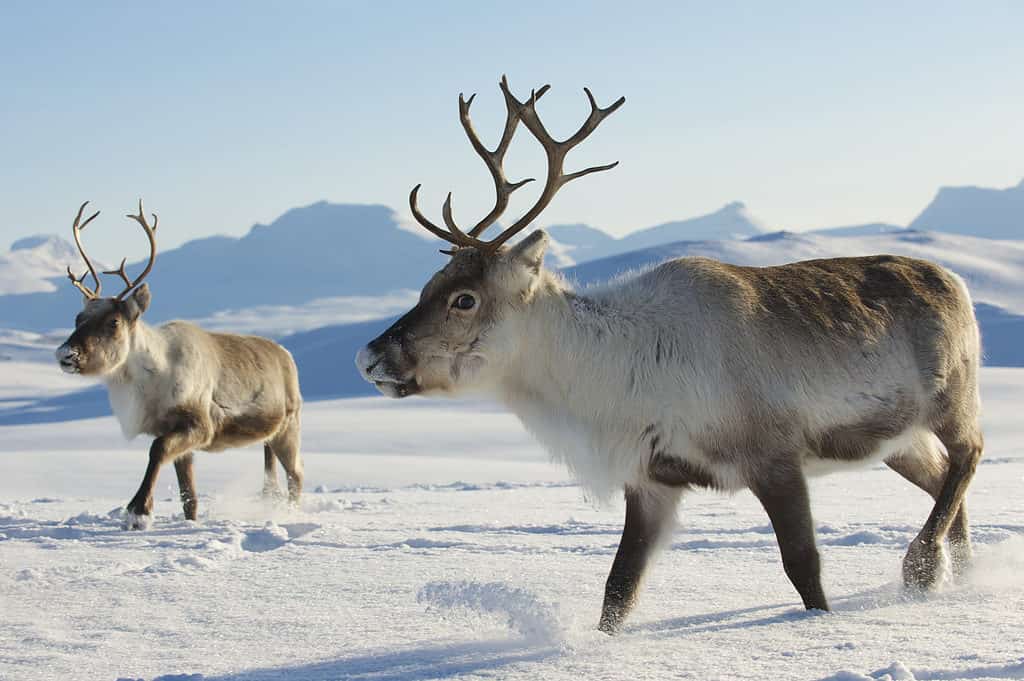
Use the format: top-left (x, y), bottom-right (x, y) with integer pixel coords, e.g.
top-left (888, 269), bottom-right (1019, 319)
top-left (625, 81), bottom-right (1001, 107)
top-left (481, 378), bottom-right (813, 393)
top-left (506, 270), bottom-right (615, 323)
top-left (56, 201), bottom-right (303, 529)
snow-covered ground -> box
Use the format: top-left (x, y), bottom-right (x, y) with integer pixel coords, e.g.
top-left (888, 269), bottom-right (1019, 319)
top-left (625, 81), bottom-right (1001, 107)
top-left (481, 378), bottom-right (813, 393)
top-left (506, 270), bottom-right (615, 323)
top-left (1, 364), bottom-right (1022, 681)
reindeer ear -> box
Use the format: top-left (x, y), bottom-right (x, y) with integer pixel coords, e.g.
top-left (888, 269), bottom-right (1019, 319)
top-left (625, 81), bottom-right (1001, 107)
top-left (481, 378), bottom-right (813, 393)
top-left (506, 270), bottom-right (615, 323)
top-left (508, 230), bottom-right (549, 272)
top-left (124, 283), bottom-right (151, 320)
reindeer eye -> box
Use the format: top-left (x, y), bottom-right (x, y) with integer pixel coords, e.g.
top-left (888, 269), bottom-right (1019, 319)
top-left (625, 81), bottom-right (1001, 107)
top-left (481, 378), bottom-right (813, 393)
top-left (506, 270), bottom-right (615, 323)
top-left (452, 294), bottom-right (476, 310)
top-left (108, 318), bottom-right (119, 330)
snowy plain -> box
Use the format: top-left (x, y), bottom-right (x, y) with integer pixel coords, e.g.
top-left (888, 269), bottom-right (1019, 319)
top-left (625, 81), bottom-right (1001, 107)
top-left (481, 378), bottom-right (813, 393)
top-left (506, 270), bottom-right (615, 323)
top-left (1, 359), bottom-right (1022, 681)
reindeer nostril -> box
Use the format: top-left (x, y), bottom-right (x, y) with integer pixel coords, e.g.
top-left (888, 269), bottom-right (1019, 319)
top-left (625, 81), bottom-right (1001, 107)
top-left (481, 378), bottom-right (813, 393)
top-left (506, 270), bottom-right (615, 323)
top-left (56, 344), bottom-right (80, 369)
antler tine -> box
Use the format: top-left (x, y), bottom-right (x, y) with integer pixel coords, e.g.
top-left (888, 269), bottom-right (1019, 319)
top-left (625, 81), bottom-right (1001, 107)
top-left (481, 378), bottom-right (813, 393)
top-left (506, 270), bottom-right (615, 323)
top-left (481, 83), bottom-right (625, 250)
top-left (565, 88), bottom-right (626, 151)
top-left (67, 267), bottom-right (98, 299)
top-left (67, 201), bottom-right (103, 299)
top-left (411, 75), bottom-right (551, 250)
top-left (113, 199), bottom-right (159, 300)
top-left (102, 257), bottom-right (132, 290)
top-left (456, 75), bottom-right (550, 237)
top-left (407, 78), bottom-right (622, 255)
top-left (409, 184), bottom-right (477, 252)
top-left (441, 193), bottom-right (490, 250)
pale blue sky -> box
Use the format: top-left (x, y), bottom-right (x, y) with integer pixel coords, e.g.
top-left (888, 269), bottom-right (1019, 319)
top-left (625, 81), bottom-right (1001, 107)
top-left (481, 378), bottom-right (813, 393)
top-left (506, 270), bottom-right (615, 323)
top-left (1, 1), bottom-right (1021, 259)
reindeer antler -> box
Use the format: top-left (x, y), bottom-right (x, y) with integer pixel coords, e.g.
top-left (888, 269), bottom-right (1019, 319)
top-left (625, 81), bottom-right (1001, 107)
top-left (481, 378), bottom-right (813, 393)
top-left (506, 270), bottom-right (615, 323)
top-left (102, 199), bottom-right (158, 300)
top-left (410, 76), bottom-right (624, 254)
top-left (66, 201), bottom-right (103, 299)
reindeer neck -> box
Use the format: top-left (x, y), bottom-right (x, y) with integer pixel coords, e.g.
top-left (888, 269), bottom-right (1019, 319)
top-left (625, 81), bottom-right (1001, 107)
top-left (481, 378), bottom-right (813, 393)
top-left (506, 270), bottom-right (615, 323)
top-left (498, 278), bottom-right (640, 410)
top-left (106, 320), bottom-right (167, 386)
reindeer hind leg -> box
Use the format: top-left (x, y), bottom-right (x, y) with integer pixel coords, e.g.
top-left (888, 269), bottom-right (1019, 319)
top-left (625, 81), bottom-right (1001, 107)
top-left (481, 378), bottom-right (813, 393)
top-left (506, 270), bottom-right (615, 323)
top-left (885, 433), bottom-right (971, 576)
top-left (262, 444), bottom-right (282, 499)
top-left (268, 415), bottom-right (302, 506)
top-left (903, 379), bottom-right (983, 589)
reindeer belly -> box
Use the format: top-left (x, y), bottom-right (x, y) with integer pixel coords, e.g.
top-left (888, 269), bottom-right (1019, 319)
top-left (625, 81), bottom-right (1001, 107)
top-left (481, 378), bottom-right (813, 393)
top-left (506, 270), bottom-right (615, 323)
top-left (204, 409), bottom-right (286, 452)
top-left (802, 427), bottom-right (920, 477)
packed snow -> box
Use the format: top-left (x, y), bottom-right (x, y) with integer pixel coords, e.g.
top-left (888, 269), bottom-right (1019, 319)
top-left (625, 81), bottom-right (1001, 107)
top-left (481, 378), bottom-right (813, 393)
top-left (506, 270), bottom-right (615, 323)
top-left (1, 362), bottom-right (1022, 680)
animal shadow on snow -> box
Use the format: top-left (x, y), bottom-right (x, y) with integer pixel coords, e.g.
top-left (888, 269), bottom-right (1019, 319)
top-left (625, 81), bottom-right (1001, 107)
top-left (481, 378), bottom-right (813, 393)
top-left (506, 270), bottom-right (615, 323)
top-left (815, 658), bottom-right (1024, 681)
top-left (140, 589), bottom-right (927, 681)
top-left (632, 581), bottom-right (923, 640)
top-left (630, 601), bottom-right (814, 639)
top-left (0, 384), bottom-right (110, 426)
top-left (148, 640), bottom-right (560, 681)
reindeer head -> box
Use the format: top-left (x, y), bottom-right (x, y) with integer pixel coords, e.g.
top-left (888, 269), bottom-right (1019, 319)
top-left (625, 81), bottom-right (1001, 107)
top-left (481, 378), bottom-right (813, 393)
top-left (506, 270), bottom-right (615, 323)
top-left (56, 201), bottom-right (158, 376)
top-left (356, 76), bottom-right (623, 398)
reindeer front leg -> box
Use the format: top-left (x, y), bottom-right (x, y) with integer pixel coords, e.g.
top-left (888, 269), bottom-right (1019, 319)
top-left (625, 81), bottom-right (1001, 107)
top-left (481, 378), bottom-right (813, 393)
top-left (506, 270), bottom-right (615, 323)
top-left (749, 464), bottom-right (829, 611)
top-left (599, 487), bottom-right (680, 634)
top-left (125, 418), bottom-right (207, 530)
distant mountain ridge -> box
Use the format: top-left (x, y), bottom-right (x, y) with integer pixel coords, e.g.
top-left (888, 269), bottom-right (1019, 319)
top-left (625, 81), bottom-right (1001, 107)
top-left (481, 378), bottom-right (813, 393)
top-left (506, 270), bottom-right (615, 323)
top-left (547, 201), bottom-right (765, 264)
top-left (808, 222), bottom-right (906, 237)
top-left (909, 179), bottom-right (1023, 239)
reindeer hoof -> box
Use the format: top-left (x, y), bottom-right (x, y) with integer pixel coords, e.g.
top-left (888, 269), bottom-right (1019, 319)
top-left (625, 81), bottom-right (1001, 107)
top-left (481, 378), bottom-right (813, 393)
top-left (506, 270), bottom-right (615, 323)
top-left (902, 538), bottom-right (949, 590)
top-left (949, 541), bottom-right (973, 578)
top-left (123, 510), bottom-right (153, 531)
top-left (598, 610), bottom-right (626, 636)
top-left (261, 484), bottom-right (284, 501)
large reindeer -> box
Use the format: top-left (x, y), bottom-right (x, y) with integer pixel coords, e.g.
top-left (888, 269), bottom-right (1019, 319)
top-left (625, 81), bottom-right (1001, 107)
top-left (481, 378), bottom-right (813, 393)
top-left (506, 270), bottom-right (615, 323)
top-left (356, 77), bottom-right (983, 633)
top-left (56, 201), bottom-right (303, 530)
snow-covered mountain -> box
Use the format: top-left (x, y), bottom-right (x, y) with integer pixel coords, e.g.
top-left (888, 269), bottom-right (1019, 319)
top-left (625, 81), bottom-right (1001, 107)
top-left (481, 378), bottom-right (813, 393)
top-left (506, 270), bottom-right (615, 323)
top-left (543, 224), bottom-right (617, 267)
top-left (809, 222), bottom-right (906, 237)
top-left (909, 179), bottom-right (1024, 239)
top-left (546, 202), bottom-right (767, 266)
top-left (0, 235), bottom-right (105, 296)
top-left (613, 201), bottom-right (767, 252)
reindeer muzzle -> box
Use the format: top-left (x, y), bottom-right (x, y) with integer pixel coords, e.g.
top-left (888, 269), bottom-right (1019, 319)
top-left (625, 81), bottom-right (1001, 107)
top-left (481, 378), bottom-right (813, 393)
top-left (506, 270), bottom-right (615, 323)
top-left (355, 345), bottom-right (419, 398)
top-left (55, 344), bottom-right (81, 374)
